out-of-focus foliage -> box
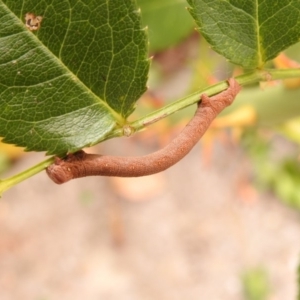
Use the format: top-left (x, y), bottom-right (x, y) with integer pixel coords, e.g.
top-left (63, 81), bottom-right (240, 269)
top-left (137, 0), bottom-right (195, 52)
top-left (242, 268), bottom-right (270, 300)
top-left (242, 129), bottom-right (300, 209)
top-left (0, 152), bottom-right (10, 174)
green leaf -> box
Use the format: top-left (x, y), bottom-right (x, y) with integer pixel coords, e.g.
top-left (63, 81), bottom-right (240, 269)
top-left (138, 0), bottom-right (194, 52)
top-left (0, 0), bottom-right (149, 155)
top-left (187, 0), bottom-right (300, 68)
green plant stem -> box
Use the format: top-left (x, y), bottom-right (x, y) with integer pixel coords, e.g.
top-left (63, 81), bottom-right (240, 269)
top-left (0, 156), bottom-right (55, 196)
top-left (129, 68), bottom-right (300, 132)
top-left (2, 68), bottom-right (300, 195)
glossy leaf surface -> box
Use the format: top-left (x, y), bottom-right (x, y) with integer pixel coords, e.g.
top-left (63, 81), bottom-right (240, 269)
top-left (187, 0), bottom-right (300, 68)
top-left (0, 0), bottom-right (149, 154)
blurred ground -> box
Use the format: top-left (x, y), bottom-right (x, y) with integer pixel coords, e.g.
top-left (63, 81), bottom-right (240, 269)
top-left (1, 136), bottom-right (300, 300)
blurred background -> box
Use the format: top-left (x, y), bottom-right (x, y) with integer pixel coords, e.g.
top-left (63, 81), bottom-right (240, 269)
top-left (2, 0), bottom-right (300, 299)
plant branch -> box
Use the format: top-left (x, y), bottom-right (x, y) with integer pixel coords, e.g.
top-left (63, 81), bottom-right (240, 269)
top-left (104, 68), bottom-right (300, 140)
top-left (0, 156), bottom-right (55, 197)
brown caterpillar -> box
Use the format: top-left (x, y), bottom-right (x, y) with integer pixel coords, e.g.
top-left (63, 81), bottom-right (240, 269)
top-left (46, 78), bottom-right (241, 184)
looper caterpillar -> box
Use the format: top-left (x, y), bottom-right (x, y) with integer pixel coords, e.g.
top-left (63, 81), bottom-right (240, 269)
top-left (46, 78), bottom-right (241, 184)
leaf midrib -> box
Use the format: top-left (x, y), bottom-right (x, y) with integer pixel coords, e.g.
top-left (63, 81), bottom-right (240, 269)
top-left (254, 0), bottom-right (263, 67)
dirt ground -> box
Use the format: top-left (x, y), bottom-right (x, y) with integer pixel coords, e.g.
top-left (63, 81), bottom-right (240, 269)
top-left (1, 136), bottom-right (300, 300)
